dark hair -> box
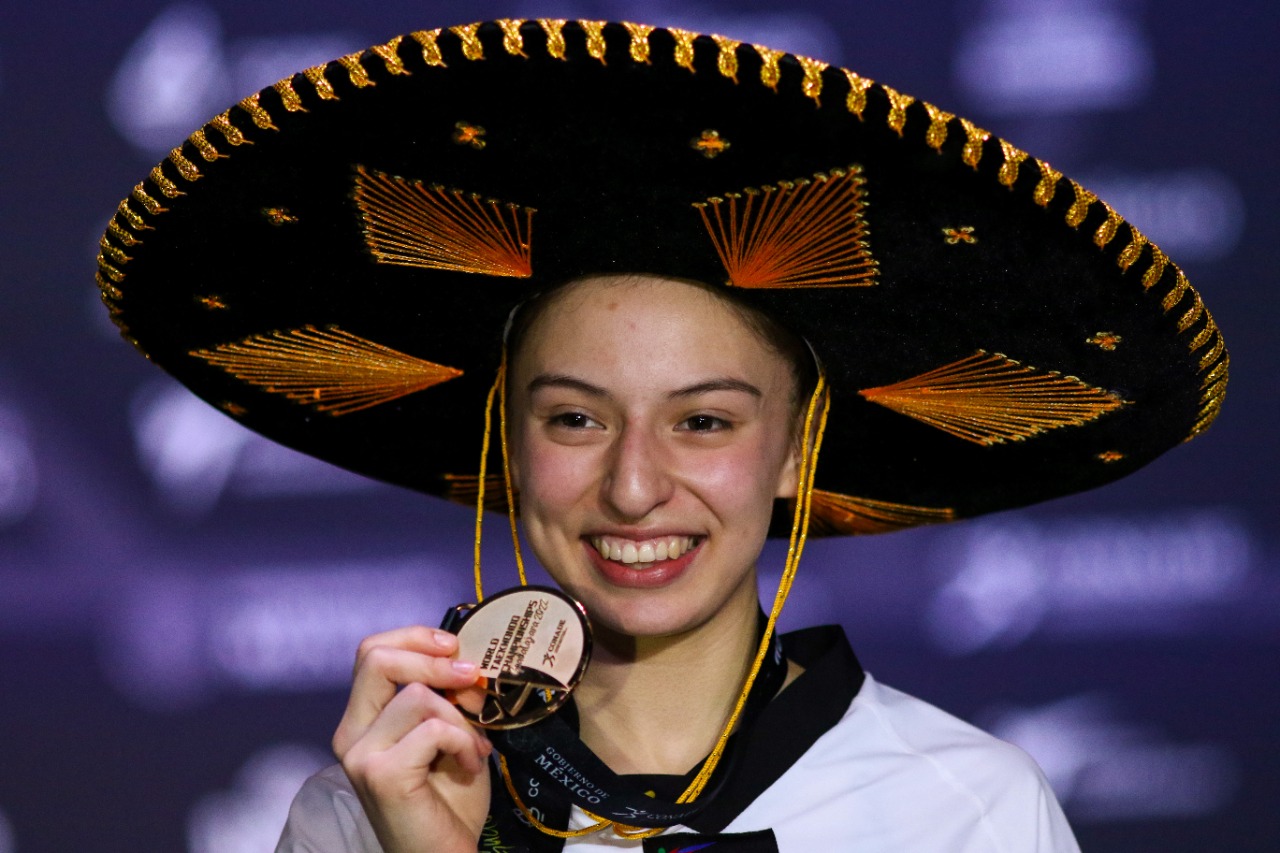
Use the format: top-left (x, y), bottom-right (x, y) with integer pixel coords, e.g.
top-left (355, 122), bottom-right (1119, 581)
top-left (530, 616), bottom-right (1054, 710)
top-left (504, 274), bottom-right (820, 423)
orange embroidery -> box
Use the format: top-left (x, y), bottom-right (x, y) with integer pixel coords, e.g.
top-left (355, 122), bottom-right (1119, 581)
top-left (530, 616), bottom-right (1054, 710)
top-left (942, 226), bottom-right (977, 244)
top-left (443, 473), bottom-right (519, 513)
top-left (452, 122), bottom-right (487, 149)
top-left (806, 490), bottom-right (955, 535)
top-left (354, 165), bottom-right (534, 278)
top-left (691, 129), bottom-right (730, 158)
top-left (197, 295), bottom-right (228, 310)
top-left (262, 207), bottom-right (299, 225)
top-left (859, 350), bottom-right (1126, 445)
top-left (1096, 451), bottom-right (1126, 463)
top-left (1086, 332), bottom-right (1122, 351)
top-left (191, 325), bottom-right (463, 415)
top-left (694, 166), bottom-right (878, 289)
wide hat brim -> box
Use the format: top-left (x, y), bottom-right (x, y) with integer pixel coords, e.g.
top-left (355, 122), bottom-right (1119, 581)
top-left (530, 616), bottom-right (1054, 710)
top-left (97, 19), bottom-right (1227, 536)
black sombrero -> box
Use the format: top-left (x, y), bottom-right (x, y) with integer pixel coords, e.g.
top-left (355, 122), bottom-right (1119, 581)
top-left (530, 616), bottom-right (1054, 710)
top-left (96, 19), bottom-right (1227, 536)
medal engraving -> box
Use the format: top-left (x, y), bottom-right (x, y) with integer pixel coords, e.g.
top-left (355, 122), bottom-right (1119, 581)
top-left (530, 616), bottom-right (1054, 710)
top-left (445, 586), bottom-right (591, 729)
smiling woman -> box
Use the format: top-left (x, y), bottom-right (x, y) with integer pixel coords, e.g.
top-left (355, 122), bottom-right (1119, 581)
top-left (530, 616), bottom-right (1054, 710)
top-left (97, 18), bottom-right (1225, 853)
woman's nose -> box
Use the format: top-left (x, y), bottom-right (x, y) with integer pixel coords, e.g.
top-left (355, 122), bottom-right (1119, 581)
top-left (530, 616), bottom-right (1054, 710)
top-left (602, 425), bottom-right (674, 521)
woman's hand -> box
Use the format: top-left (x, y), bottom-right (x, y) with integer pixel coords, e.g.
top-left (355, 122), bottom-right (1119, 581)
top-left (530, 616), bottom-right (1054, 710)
top-left (334, 626), bottom-right (493, 853)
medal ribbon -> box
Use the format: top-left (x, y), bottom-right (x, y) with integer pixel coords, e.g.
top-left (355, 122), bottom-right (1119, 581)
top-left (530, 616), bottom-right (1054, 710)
top-left (489, 612), bottom-right (787, 830)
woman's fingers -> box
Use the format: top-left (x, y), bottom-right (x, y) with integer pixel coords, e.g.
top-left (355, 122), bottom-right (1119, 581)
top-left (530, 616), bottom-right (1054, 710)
top-left (343, 683), bottom-right (492, 782)
top-left (334, 627), bottom-right (484, 758)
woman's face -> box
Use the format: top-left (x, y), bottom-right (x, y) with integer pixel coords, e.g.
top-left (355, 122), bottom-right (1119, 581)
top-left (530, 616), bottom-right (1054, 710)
top-left (508, 276), bottom-right (801, 638)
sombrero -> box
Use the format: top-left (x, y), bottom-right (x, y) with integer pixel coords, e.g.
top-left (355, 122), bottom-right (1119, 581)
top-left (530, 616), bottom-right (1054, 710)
top-left (96, 19), bottom-right (1227, 536)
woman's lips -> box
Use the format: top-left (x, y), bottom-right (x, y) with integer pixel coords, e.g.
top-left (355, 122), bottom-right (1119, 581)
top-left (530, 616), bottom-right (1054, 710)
top-left (582, 536), bottom-right (703, 588)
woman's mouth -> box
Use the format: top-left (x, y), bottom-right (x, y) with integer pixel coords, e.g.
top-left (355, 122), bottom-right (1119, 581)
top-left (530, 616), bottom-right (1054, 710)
top-left (583, 535), bottom-right (703, 588)
top-left (588, 534), bottom-right (698, 568)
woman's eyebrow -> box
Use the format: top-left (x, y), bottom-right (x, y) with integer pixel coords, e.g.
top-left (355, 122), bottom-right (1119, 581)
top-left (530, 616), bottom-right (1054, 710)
top-left (668, 379), bottom-right (762, 399)
top-left (527, 374), bottom-right (611, 398)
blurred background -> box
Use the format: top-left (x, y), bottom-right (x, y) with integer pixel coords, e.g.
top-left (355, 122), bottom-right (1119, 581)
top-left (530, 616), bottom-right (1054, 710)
top-left (0, 0), bottom-right (1276, 850)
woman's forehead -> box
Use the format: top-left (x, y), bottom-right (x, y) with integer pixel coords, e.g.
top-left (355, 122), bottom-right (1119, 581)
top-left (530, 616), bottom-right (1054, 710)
top-left (515, 275), bottom-right (793, 389)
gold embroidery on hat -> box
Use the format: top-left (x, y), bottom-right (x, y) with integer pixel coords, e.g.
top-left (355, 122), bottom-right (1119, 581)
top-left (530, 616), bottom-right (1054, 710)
top-left (337, 53), bottom-right (375, 87)
top-left (695, 165), bottom-right (877, 289)
top-left (370, 35), bottom-right (409, 75)
top-left (96, 272), bottom-right (123, 302)
top-left (453, 122), bottom-right (487, 149)
top-left (858, 350), bottom-right (1126, 445)
top-left (1143, 245), bottom-right (1168, 290)
top-left (843, 70), bottom-right (873, 118)
top-left (262, 207), bottom-right (299, 225)
top-left (220, 401), bottom-right (248, 417)
top-left (579, 20), bottom-right (608, 63)
top-left (188, 129), bottom-right (224, 162)
top-left (209, 111), bottom-right (250, 145)
top-left (539, 20), bottom-right (567, 60)
top-left (131, 183), bottom-right (167, 215)
top-left (1161, 270), bottom-right (1190, 311)
top-left (622, 22), bottom-right (654, 62)
top-left (116, 199), bottom-right (153, 231)
top-left (712, 34), bottom-right (740, 81)
top-left (410, 29), bottom-right (447, 66)
top-left (304, 65), bottom-right (338, 100)
top-left (237, 93), bottom-right (278, 131)
top-left (1177, 289), bottom-right (1204, 333)
top-left (1066, 181), bottom-right (1096, 228)
top-left (451, 23), bottom-right (484, 60)
top-left (1096, 451), bottom-right (1126, 463)
top-left (670, 28), bottom-right (698, 72)
top-left (1094, 201), bottom-right (1121, 248)
top-left (691, 129), bottom-right (730, 159)
top-left (145, 169), bottom-right (177, 202)
top-left (191, 325), bottom-right (463, 416)
top-left (1086, 332), bottom-right (1122, 351)
top-left (882, 85), bottom-right (913, 135)
top-left (923, 103), bottom-right (953, 151)
top-left (1117, 228), bottom-right (1147, 271)
top-left (1189, 372), bottom-right (1226, 439)
top-left (960, 119), bottom-right (989, 168)
top-left (197, 294), bottom-right (228, 310)
top-left (1198, 334), bottom-right (1225, 372)
top-left (354, 165), bottom-right (534, 278)
top-left (942, 226), bottom-right (977, 245)
top-left (997, 139), bottom-right (1027, 188)
top-left (806, 490), bottom-right (955, 536)
top-left (99, 235), bottom-right (131, 265)
top-left (1188, 317), bottom-right (1215, 353)
top-left (167, 148), bottom-right (201, 183)
top-left (97, 255), bottom-right (124, 284)
top-left (755, 45), bottom-right (784, 90)
top-left (273, 79), bottom-right (307, 111)
top-left (1201, 343), bottom-right (1227, 385)
top-left (108, 218), bottom-right (141, 246)
top-left (444, 473), bottom-right (519, 513)
top-left (798, 56), bottom-right (828, 103)
top-left (488, 20), bottom-right (523, 57)
top-left (1033, 160), bottom-right (1062, 207)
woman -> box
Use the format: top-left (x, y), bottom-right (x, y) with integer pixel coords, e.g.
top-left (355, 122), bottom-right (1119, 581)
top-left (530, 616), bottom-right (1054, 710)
top-left (96, 19), bottom-right (1225, 852)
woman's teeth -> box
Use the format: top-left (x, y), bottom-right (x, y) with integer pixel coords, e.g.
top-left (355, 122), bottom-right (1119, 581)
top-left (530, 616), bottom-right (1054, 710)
top-left (591, 535), bottom-right (696, 565)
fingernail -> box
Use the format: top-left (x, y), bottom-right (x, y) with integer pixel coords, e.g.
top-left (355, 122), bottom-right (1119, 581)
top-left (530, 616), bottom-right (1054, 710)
top-left (451, 660), bottom-right (477, 675)
top-left (432, 629), bottom-right (455, 645)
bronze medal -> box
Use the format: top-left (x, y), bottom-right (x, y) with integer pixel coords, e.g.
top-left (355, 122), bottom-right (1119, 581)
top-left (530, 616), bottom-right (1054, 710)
top-left (442, 586), bottom-right (591, 729)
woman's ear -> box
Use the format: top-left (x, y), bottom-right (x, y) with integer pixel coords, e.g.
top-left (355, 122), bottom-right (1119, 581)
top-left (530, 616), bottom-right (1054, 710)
top-left (774, 440), bottom-right (801, 499)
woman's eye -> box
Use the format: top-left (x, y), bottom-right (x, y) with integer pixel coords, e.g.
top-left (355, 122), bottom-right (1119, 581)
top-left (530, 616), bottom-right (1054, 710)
top-left (551, 412), bottom-right (596, 429)
top-left (680, 415), bottom-right (729, 432)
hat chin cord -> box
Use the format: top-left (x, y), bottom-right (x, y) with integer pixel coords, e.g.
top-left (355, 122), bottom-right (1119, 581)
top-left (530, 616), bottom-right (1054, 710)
top-left (472, 345), bottom-right (831, 839)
